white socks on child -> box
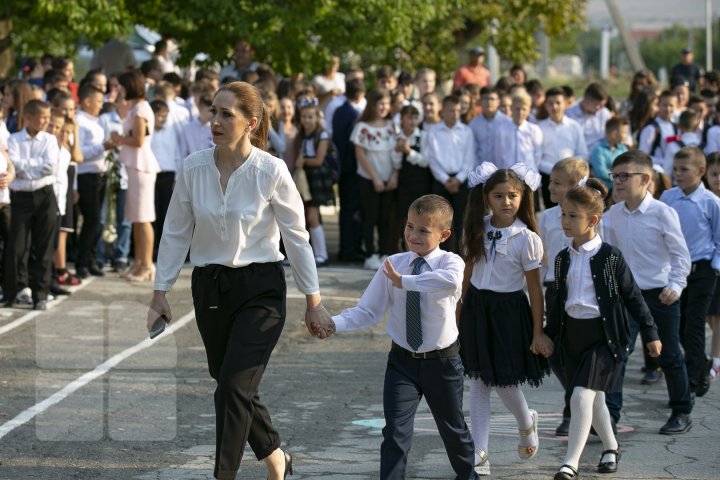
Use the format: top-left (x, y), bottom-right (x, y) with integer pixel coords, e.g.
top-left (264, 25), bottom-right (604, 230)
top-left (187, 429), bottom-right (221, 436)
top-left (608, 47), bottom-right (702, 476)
top-left (563, 387), bottom-right (618, 469)
top-left (496, 386), bottom-right (535, 450)
top-left (309, 226), bottom-right (328, 262)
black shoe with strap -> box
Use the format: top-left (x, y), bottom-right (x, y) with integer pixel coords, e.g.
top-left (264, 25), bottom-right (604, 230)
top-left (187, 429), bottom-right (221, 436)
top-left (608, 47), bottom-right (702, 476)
top-left (597, 447), bottom-right (621, 473)
top-left (554, 464), bottom-right (578, 480)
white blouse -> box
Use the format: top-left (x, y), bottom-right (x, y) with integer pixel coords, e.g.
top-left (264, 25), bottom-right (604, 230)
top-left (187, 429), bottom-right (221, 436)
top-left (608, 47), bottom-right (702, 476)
top-left (565, 234), bottom-right (602, 319)
top-left (470, 216), bottom-right (543, 292)
top-left (350, 120), bottom-right (396, 181)
top-left (538, 206), bottom-right (570, 283)
top-left (154, 146), bottom-right (319, 295)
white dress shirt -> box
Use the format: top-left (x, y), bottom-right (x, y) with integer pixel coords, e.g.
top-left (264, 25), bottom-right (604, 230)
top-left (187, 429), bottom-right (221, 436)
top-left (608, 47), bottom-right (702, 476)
top-left (426, 121), bottom-right (475, 183)
top-left (76, 110), bottom-right (108, 174)
top-left (181, 119), bottom-right (213, 158)
top-left (8, 129), bottom-right (58, 191)
top-left (493, 120), bottom-right (543, 171)
top-left (468, 112), bottom-right (511, 167)
top-left (99, 111), bottom-right (128, 190)
top-left (539, 206), bottom-right (571, 283)
top-left (54, 146), bottom-right (71, 215)
top-left (0, 149), bottom-right (9, 204)
top-left (332, 248), bottom-right (463, 353)
top-left (537, 116), bottom-right (588, 174)
top-left (565, 234), bottom-right (602, 319)
top-left (155, 146), bottom-right (319, 294)
top-left (605, 192), bottom-right (690, 295)
top-left (391, 128), bottom-right (428, 170)
top-left (638, 117), bottom-right (676, 165)
top-left (664, 132), bottom-right (702, 175)
top-left (151, 126), bottom-right (183, 172)
top-left (470, 216), bottom-right (543, 292)
top-left (565, 103), bottom-right (613, 152)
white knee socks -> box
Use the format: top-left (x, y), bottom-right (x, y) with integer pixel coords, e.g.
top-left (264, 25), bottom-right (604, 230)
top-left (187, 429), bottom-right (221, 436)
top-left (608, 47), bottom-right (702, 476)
top-left (469, 378), bottom-right (491, 464)
top-left (496, 386), bottom-right (535, 448)
top-left (309, 225), bottom-right (327, 261)
top-left (563, 387), bottom-right (618, 469)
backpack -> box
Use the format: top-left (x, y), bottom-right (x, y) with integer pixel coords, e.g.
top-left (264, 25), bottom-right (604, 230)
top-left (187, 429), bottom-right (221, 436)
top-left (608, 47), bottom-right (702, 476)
top-left (645, 119), bottom-right (677, 157)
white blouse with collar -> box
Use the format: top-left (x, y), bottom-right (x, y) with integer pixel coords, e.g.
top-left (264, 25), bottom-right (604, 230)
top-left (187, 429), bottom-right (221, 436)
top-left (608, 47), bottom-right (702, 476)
top-left (470, 216), bottom-right (543, 292)
top-left (154, 146), bottom-right (319, 294)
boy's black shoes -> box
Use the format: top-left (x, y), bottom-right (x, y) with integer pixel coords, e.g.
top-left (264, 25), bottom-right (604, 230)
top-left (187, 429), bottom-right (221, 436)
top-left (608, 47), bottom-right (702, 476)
top-left (77, 265), bottom-right (105, 279)
top-left (659, 413), bottom-right (692, 435)
top-left (695, 357), bottom-right (713, 397)
top-left (555, 417), bottom-right (570, 436)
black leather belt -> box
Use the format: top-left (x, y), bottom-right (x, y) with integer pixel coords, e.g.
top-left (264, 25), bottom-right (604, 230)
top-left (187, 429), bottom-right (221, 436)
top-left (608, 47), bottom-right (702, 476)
top-left (391, 340), bottom-right (459, 359)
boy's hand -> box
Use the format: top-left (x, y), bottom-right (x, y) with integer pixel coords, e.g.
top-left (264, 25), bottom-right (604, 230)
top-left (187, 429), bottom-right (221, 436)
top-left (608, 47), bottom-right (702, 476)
top-left (659, 287), bottom-right (679, 305)
top-left (646, 340), bottom-right (662, 358)
top-left (383, 258), bottom-right (403, 289)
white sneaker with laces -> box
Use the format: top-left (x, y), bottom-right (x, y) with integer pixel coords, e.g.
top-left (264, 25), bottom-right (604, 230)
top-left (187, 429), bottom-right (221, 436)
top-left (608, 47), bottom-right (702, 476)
top-left (363, 254), bottom-right (382, 270)
top-left (16, 287), bottom-right (32, 305)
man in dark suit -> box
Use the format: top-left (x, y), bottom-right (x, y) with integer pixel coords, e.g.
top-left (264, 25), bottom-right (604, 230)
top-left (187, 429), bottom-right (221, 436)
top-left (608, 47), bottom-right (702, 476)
top-left (332, 78), bottom-right (366, 262)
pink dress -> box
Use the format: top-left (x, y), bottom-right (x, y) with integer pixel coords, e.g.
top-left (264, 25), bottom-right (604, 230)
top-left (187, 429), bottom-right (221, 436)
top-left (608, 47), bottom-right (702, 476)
top-left (119, 100), bottom-right (160, 223)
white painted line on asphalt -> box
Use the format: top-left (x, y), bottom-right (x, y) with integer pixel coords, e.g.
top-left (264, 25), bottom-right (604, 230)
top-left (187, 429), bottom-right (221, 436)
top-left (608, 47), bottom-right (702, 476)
top-left (0, 277), bottom-right (97, 338)
top-left (0, 309), bottom-right (195, 441)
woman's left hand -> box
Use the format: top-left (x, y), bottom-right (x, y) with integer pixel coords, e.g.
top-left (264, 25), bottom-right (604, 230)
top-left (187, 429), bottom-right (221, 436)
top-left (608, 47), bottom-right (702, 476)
top-left (305, 304), bottom-right (335, 339)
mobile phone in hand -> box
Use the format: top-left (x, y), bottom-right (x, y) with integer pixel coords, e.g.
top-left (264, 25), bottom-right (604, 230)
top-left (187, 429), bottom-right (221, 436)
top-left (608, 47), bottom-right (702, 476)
top-left (149, 315), bottom-right (168, 339)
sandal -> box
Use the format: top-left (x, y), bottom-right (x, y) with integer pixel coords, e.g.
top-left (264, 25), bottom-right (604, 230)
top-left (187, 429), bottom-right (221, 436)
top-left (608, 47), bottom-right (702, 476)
top-left (597, 447), bottom-right (621, 474)
top-left (517, 409), bottom-right (539, 459)
top-left (474, 448), bottom-right (490, 476)
top-left (554, 464), bottom-right (578, 480)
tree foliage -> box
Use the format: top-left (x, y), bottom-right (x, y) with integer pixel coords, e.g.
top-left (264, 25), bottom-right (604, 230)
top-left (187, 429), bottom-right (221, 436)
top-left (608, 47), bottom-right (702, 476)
top-left (4, 0), bottom-right (587, 77)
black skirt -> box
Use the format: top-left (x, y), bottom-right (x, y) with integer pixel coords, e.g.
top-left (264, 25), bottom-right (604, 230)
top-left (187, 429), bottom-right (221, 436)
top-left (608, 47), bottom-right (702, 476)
top-left (304, 165), bottom-right (335, 207)
top-left (561, 315), bottom-right (623, 393)
top-left (459, 287), bottom-right (549, 387)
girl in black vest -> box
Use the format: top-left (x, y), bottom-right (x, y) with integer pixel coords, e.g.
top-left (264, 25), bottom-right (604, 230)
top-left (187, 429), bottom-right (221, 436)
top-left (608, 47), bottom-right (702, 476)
top-left (546, 178), bottom-right (662, 480)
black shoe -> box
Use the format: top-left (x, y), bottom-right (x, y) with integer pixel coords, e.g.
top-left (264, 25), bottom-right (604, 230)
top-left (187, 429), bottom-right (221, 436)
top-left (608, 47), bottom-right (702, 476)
top-left (315, 258), bottom-right (329, 268)
top-left (641, 368), bottom-right (663, 385)
top-left (50, 283), bottom-right (71, 296)
top-left (695, 357), bottom-right (713, 397)
top-left (597, 448), bottom-right (621, 474)
top-left (88, 265), bottom-right (105, 277)
top-left (3, 300), bottom-right (14, 308)
top-left (112, 260), bottom-right (128, 273)
top-left (555, 417), bottom-right (570, 436)
top-left (76, 267), bottom-right (90, 279)
top-left (33, 300), bottom-right (47, 311)
top-left (554, 464), bottom-right (578, 480)
top-left (659, 412), bottom-right (692, 435)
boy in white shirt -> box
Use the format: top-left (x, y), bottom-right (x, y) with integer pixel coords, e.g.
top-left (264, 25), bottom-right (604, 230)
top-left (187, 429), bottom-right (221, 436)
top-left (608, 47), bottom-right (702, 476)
top-left (181, 94), bottom-right (214, 157)
top-left (0, 130), bottom-right (14, 299)
top-left (468, 86), bottom-right (511, 167)
top-left (664, 110), bottom-right (703, 176)
top-left (330, 195), bottom-right (478, 480)
top-left (493, 92), bottom-right (543, 171)
top-left (566, 83), bottom-right (613, 152)
top-left (638, 91), bottom-right (678, 165)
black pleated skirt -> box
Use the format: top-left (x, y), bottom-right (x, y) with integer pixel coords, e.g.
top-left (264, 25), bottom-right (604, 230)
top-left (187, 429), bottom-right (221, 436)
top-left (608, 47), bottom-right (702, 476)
top-left (459, 287), bottom-right (549, 387)
top-left (561, 315), bottom-right (623, 393)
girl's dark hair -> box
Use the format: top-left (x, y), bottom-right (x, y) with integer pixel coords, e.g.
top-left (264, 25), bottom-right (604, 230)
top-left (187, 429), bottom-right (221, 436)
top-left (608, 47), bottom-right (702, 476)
top-left (652, 170), bottom-right (672, 199)
top-left (6, 79), bottom-right (34, 131)
top-left (629, 87), bottom-right (658, 133)
top-left (564, 178), bottom-right (608, 218)
top-left (703, 152), bottom-right (720, 190)
top-left (118, 70), bottom-right (146, 101)
top-left (358, 88), bottom-right (391, 123)
top-left (215, 81), bottom-right (269, 150)
top-left (462, 169), bottom-right (538, 265)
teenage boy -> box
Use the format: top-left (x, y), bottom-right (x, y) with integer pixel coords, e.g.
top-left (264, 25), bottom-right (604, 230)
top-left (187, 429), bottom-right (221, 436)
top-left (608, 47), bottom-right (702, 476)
top-left (661, 147), bottom-right (720, 398)
top-left (330, 194), bottom-right (479, 480)
top-left (589, 116), bottom-right (630, 190)
top-left (605, 150), bottom-right (694, 434)
top-left (537, 87), bottom-right (588, 208)
top-left (4, 100), bottom-right (58, 310)
top-left (468, 86), bottom-right (511, 167)
top-left (76, 84), bottom-right (115, 278)
top-left (566, 82), bottom-right (613, 152)
top-left (427, 96), bottom-right (475, 253)
top-left (638, 90), bottom-right (678, 167)
top-left (493, 92), bottom-right (543, 171)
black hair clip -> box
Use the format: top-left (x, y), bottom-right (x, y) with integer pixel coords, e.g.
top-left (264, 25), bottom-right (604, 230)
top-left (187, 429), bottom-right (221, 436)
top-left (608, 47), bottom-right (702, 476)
top-left (487, 230), bottom-right (502, 241)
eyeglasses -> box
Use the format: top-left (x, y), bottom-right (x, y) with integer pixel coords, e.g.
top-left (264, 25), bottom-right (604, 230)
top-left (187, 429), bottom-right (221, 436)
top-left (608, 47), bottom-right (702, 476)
top-left (609, 172), bottom-right (644, 183)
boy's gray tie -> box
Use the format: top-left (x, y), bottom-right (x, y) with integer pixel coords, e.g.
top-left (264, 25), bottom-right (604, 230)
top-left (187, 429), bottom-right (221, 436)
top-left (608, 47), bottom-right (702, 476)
top-left (406, 257), bottom-right (425, 350)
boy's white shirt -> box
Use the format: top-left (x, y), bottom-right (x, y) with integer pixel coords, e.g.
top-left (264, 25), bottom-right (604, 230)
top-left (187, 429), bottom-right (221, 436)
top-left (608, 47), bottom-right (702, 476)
top-left (391, 128), bottom-right (428, 169)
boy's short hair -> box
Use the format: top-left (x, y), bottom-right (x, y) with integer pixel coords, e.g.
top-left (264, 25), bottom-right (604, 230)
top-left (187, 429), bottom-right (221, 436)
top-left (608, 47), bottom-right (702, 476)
top-left (345, 78), bottom-right (366, 100)
top-left (397, 70), bottom-right (414, 86)
top-left (605, 115), bottom-right (629, 133)
top-left (140, 58), bottom-right (162, 77)
top-left (24, 99), bottom-right (50, 117)
top-left (78, 84), bottom-right (103, 102)
top-left (674, 146), bottom-right (706, 168)
top-left (480, 86), bottom-right (499, 97)
top-left (583, 82), bottom-right (608, 102)
top-left (197, 94), bottom-right (213, 109)
top-left (552, 157), bottom-right (590, 183)
top-left (150, 99), bottom-right (169, 114)
top-left (442, 95), bottom-right (460, 107)
top-left (415, 68), bottom-right (436, 80)
top-left (678, 109), bottom-right (701, 131)
top-left (545, 86), bottom-right (565, 99)
top-left (154, 81), bottom-right (175, 99)
top-left (659, 90), bottom-right (675, 102)
top-left (195, 68), bottom-right (219, 83)
top-left (162, 72), bottom-right (183, 87)
top-left (420, 92), bottom-right (439, 103)
top-left (409, 194), bottom-right (453, 231)
top-left (511, 92), bottom-right (532, 106)
top-left (43, 69), bottom-right (65, 87)
top-left (400, 105), bottom-right (419, 118)
top-left (376, 65), bottom-right (395, 81)
top-left (190, 79), bottom-right (215, 96)
top-left (612, 150), bottom-right (653, 171)
top-left (525, 79), bottom-right (544, 96)
top-left (561, 85), bottom-right (574, 98)
top-left (688, 95), bottom-right (705, 107)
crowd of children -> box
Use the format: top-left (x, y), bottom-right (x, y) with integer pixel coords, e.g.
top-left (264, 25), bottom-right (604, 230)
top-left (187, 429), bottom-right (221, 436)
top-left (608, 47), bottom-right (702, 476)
top-left (2, 42), bottom-right (720, 479)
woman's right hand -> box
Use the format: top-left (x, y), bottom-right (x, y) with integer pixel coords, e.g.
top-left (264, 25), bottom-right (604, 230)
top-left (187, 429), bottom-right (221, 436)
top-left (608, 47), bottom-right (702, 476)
top-left (147, 291), bottom-right (172, 332)
top-left (372, 177), bottom-right (385, 192)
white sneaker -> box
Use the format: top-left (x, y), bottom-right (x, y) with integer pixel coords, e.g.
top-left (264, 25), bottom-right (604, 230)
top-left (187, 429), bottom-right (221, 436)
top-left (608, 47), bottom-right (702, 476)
top-left (363, 254), bottom-right (382, 270)
top-left (47, 294), bottom-right (55, 302)
top-left (16, 287), bottom-right (32, 305)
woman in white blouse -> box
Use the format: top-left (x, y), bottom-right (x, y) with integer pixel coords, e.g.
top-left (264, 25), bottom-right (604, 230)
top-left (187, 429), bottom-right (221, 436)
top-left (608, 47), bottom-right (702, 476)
top-left (148, 81), bottom-right (334, 480)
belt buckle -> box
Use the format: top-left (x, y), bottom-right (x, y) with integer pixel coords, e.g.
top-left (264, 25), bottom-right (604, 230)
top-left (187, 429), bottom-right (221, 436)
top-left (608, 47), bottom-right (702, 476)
top-left (411, 351), bottom-right (427, 359)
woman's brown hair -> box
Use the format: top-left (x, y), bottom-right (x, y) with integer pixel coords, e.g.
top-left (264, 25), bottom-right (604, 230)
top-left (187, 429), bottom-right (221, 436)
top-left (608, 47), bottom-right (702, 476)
top-left (118, 71), bottom-right (146, 101)
top-left (462, 169), bottom-right (538, 265)
top-left (563, 178), bottom-right (608, 218)
top-left (216, 81), bottom-right (270, 150)
top-left (6, 80), bottom-right (34, 131)
top-left (358, 88), bottom-right (391, 123)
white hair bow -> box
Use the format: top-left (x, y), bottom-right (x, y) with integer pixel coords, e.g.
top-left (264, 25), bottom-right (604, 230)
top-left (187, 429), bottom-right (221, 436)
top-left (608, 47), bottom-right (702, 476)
top-left (578, 175), bottom-right (589, 187)
top-left (509, 163), bottom-right (542, 191)
top-left (467, 162), bottom-right (498, 188)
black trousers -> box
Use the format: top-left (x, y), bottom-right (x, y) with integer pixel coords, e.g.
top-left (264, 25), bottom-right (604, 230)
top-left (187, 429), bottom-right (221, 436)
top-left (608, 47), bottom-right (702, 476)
top-left (191, 262), bottom-right (286, 480)
top-left (0, 204), bottom-right (10, 281)
top-left (381, 349), bottom-right (477, 480)
top-left (431, 180), bottom-right (468, 254)
top-left (76, 173), bottom-right (106, 269)
top-left (680, 260), bottom-right (717, 390)
top-left (153, 171), bottom-right (175, 260)
top-left (540, 173), bottom-right (557, 210)
top-left (338, 172), bottom-right (363, 258)
top-left (358, 176), bottom-right (395, 256)
top-left (3, 186), bottom-right (57, 303)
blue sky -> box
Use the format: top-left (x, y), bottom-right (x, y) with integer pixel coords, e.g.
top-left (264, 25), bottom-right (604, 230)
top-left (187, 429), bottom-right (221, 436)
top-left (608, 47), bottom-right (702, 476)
top-left (587, 0), bottom-right (720, 29)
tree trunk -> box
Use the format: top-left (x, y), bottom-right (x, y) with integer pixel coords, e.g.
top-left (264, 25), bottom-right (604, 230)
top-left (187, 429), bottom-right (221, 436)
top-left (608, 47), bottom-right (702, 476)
top-left (0, 14), bottom-right (12, 79)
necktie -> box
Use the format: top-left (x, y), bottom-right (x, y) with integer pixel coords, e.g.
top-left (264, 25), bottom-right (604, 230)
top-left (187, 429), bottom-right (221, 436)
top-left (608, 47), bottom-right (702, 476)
top-left (406, 257), bottom-right (425, 351)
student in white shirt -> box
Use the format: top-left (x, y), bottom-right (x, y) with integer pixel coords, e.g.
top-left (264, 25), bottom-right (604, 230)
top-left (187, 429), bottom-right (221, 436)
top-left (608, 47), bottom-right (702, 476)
top-left (420, 92), bottom-right (442, 132)
top-left (566, 83), bottom-right (613, 152)
top-left (0, 127), bottom-right (15, 294)
top-left (537, 87), bottom-right (588, 208)
top-left (664, 110), bottom-right (703, 176)
top-left (468, 86), bottom-right (511, 167)
top-left (149, 82), bottom-right (333, 480)
top-left (493, 92), bottom-right (543, 172)
top-left (638, 90), bottom-right (678, 166)
top-left (4, 100), bottom-right (58, 310)
top-left (426, 95), bottom-right (475, 253)
top-left (604, 150), bottom-right (693, 435)
top-left (181, 94), bottom-right (214, 157)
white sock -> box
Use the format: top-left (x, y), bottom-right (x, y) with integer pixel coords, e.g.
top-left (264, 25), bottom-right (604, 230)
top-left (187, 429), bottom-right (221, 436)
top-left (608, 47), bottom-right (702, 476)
top-left (495, 386), bottom-right (535, 448)
top-left (591, 391), bottom-right (618, 461)
top-left (469, 378), bottom-right (492, 464)
top-left (309, 226), bottom-right (328, 261)
top-left (563, 387), bottom-right (595, 469)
